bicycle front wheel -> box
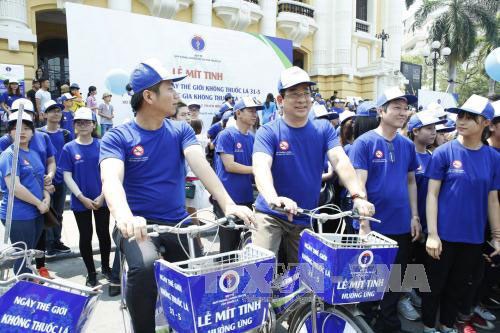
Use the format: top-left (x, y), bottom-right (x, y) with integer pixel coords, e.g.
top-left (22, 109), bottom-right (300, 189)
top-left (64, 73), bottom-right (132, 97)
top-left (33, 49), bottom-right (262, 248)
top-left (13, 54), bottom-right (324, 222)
top-left (288, 303), bottom-right (373, 333)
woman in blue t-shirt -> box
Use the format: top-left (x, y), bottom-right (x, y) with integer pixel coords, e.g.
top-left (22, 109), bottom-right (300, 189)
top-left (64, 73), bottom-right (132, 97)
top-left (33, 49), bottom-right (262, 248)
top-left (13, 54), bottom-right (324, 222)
top-left (0, 79), bottom-right (23, 115)
top-left (423, 95), bottom-right (500, 333)
top-left (60, 107), bottom-right (110, 287)
top-left (261, 93), bottom-right (277, 125)
top-left (0, 112), bottom-right (50, 273)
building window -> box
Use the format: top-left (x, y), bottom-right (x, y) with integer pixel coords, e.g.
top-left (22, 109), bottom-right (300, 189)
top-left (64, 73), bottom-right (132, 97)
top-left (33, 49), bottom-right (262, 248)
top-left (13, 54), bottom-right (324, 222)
top-left (356, 0), bottom-right (368, 21)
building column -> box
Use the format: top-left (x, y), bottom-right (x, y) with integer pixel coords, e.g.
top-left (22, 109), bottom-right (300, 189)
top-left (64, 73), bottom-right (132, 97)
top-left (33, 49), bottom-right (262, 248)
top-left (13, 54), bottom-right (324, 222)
top-left (382, 0), bottom-right (404, 66)
top-left (108, 0), bottom-right (132, 12)
top-left (0, 0), bottom-right (36, 51)
top-left (259, 0), bottom-right (277, 36)
top-left (192, 0), bottom-right (212, 26)
top-left (332, 0), bottom-right (353, 68)
top-left (310, 0), bottom-right (331, 76)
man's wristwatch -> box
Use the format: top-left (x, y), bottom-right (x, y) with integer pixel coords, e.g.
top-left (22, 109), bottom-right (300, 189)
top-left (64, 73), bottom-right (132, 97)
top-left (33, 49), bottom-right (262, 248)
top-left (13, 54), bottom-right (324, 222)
top-left (351, 193), bottom-right (367, 200)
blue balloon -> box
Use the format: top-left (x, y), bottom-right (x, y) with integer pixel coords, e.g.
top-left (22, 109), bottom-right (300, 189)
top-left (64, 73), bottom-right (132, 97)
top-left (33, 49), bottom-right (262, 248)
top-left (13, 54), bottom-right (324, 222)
top-left (485, 47), bottom-right (500, 82)
top-left (104, 69), bottom-right (129, 95)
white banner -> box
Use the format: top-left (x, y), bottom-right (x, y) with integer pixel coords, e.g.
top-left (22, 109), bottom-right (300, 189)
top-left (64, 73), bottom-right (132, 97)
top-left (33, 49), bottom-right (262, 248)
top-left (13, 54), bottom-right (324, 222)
top-left (417, 90), bottom-right (458, 109)
top-left (66, 3), bottom-right (293, 130)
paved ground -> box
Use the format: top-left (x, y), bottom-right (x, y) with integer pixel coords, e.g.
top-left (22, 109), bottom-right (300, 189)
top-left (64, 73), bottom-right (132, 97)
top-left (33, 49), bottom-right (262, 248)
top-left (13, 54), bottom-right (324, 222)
top-left (1, 207), bottom-right (499, 332)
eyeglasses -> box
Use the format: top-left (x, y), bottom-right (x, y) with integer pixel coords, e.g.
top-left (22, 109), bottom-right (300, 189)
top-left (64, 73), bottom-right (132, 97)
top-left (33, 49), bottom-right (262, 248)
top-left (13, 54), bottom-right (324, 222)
top-left (385, 140), bottom-right (395, 163)
top-left (74, 120), bottom-right (93, 126)
top-left (284, 91), bottom-right (311, 100)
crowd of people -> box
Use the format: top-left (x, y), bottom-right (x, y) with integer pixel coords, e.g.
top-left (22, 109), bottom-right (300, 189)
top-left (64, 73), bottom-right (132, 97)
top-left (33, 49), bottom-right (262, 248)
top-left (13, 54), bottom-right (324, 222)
top-left (0, 60), bottom-right (499, 333)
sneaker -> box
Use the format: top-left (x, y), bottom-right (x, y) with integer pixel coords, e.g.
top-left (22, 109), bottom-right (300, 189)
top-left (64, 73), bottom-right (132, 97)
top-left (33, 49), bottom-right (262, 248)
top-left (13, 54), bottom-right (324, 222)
top-left (108, 282), bottom-right (121, 297)
top-left (101, 267), bottom-right (112, 281)
top-left (44, 249), bottom-right (57, 258)
top-left (85, 272), bottom-right (98, 287)
top-left (423, 327), bottom-right (441, 333)
top-left (37, 267), bottom-right (53, 279)
top-left (474, 305), bottom-right (496, 321)
top-left (469, 314), bottom-right (495, 331)
top-left (455, 321), bottom-right (477, 333)
top-left (54, 242), bottom-right (71, 254)
top-left (440, 327), bottom-right (457, 333)
top-left (398, 296), bottom-right (421, 321)
top-left (410, 289), bottom-right (422, 308)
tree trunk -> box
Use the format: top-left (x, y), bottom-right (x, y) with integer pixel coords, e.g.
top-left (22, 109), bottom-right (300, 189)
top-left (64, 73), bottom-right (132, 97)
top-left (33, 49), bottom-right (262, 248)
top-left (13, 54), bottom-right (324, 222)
top-left (447, 60), bottom-right (457, 93)
top-left (488, 79), bottom-right (496, 95)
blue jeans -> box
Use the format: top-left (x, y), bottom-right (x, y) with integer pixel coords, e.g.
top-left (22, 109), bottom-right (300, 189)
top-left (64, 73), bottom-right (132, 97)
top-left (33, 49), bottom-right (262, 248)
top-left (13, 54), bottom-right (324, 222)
top-left (101, 124), bottom-right (112, 136)
top-left (2, 216), bottom-right (44, 274)
top-left (45, 182), bottom-right (66, 249)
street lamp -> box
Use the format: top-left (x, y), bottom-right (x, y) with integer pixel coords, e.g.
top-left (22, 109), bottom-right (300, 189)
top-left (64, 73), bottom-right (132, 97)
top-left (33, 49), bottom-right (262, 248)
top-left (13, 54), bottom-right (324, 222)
top-left (376, 30), bottom-right (390, 58)
top-left (422, 41), bottom-right (451, 91)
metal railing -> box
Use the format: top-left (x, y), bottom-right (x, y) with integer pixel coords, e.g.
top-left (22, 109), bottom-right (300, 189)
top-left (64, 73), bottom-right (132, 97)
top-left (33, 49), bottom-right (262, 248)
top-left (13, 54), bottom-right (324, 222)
top-left (277, 1), bottom-right (314, 18)
top-left (243, 0), bottom-right (259, 4)
top-left (355, 19), bottom-right (370, 33)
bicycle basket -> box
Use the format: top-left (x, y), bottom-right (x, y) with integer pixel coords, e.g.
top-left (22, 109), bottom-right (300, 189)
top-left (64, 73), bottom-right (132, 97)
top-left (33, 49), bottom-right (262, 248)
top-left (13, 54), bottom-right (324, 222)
top-left (0, 275), bottom-right (100, 333)
top-left (298, 229), bottom-right (398, 305)
top-left (154, 244), bottom-right (275, 333)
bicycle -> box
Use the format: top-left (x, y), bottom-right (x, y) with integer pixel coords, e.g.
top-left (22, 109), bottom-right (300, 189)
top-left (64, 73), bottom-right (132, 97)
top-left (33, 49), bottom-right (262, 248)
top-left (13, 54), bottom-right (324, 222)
top-left (265, 205), bottom-right (399, 333)
top-left (119, 211), bottom-right (261, 333)
top-left (0, 242), bottom-right (101, 333)
top-left (240, 205), bottom-right (390, 333)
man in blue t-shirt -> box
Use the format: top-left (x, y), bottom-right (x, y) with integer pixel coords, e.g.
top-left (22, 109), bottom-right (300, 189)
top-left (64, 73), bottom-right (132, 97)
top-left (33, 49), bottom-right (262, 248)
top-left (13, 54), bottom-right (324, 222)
top-left (215, 96), bottom-right (262, 252)
top-left (349, 87), bottom-right (421, 332)
top-left (252, 66), bottom-right (374, 265)
top-left (99, 58), bottom-right (254, 333)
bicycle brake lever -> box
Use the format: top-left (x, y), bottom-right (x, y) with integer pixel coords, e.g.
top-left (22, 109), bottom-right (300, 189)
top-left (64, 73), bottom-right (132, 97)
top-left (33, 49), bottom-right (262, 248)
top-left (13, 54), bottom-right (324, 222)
top-left (352, 215), bottom-right (381, 223)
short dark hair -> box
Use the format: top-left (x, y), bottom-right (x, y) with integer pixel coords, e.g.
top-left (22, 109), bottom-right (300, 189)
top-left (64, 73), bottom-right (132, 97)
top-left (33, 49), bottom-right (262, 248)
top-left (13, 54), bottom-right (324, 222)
top-left (8, 120), bottom-right (34, 133)
top-left (173, 101), bottom-right (187, 119)
top-left (32, 79), bottom-right (39, 85)
top-left (40, 77), bottom-right (49, 83)
top-left (130, 82), bottom-right (162, 114)
top-left (190, 119), bottom-right (202, 135)
top-left (353, 116), bottom-right (379, 139)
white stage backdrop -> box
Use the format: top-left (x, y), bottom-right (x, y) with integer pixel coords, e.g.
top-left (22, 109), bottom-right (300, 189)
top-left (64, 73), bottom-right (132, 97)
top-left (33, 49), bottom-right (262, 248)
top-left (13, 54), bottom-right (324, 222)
top-left (66, 3), bottom-right (293, 129)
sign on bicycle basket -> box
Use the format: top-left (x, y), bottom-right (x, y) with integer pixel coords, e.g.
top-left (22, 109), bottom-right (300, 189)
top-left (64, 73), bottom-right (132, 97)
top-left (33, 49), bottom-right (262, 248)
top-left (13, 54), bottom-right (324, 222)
top-left (0, 280), bottom-right (97, 333)
top-left (154, 244), bottom-right (275, 333)
top-left (298, 230), bottom-right (398, 305)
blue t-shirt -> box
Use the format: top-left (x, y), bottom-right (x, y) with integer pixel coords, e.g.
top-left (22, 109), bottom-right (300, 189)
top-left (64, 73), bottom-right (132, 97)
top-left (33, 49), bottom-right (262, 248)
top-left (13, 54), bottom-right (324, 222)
top-left (215, 126), bottom-right (254, 204)
top-left (1, 93), bottom-right (22, 108)
top-left (261, 102), bottom-right (277, 125)
top-left (415, 151), bottom-right (432, 231)
top-left (59, 139), bottom-right (104, 212)
top-left (0, 147), bottom-right (44, 220)
top-left (254, 118), bottom-right (339, 225)
top-left (38, 127), bottom-right (73, 185)
top-left (349, 130), bottom-right (418, 235)
top-left (425, 140), bottom-right (500, 244)
top-left (61, 111), bottom-right (74, 137)
top-left (0, 132), bottom-right (55, 173)
top-left (207, 122), bottom-right (223, 140)
top-left (99, 119), bottom-right (198, 224)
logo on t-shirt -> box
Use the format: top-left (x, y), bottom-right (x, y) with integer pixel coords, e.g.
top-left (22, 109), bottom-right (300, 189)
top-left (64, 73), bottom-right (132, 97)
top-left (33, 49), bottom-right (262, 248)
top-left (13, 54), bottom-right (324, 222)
top-left (375, 150), bottom-right (384, 158)
top-left (236, 142), bottom-right (242, 149)
top-left (279, 140), bottom-right (289, 151)
top-left (74, 154), bottom-right (81, 161)
top-left (132, 145), bottom-right (144, 157)
top-left (448, 159), bottom-right (465, 174)
top-left (23, 159), bottom-right (30, 165)
top-left (452, 160), bottom-right (462, 169)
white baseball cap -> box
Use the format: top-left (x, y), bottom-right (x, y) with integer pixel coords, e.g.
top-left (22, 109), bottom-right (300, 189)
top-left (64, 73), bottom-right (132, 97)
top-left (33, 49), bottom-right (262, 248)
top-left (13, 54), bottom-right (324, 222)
top-left (11, 98), bottom-right (34, 113)
top-left (74, 107), bottom-right (94, 121)
top-left (426, 102), bottom-right (447, 118)
top-left (8, 111), bottom-right (33, 123)
top-left (60, 92), bottom-right (76, 102)
top-left (234, 96), bottom-right (264, 112)
top-left (492, 100), bottom-right (500, 119)
top-left (130, 58), bottom-right (186, 93)
top-left (339, 110), bottom-right (356, 125)
top-left (277, 66), bottom-right (315, 91)
top-left (8, 78), bottom-right (19, 84)
top-left (43, 100), bottom-right (64, 113)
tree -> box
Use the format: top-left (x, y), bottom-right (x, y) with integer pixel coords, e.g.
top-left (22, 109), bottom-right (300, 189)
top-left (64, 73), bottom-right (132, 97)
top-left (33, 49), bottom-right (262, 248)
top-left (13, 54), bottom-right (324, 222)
top-left (411, 0), bottom-right (497, 93)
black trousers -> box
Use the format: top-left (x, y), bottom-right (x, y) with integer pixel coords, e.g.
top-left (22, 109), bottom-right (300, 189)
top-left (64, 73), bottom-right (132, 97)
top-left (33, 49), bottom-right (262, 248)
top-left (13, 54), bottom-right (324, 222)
top-left (113, 221), bottom-right (201, 333)
top-left (421, 240), bottom-right (483, 328)
top-left (360, 233), bottom-right (411, 332)
top-left (73, 207), bottom-right (111, 274)
top-left (213, 200), bottom-right (253, 253)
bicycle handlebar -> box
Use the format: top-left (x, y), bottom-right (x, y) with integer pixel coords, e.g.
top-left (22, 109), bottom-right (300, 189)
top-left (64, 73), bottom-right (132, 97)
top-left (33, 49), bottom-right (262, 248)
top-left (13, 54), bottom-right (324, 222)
top-left (0, 248), bottom-right (45, 267)
top-left (269, 204), bottom-right (381, 223)
top-left (129, 215), bottom-right (249, 241)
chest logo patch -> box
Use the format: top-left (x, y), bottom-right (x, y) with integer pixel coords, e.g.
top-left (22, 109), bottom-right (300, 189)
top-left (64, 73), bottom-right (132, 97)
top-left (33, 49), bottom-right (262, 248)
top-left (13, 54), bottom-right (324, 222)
top-left (452, 160), bottom-right (462, 169)
top-left (375, 150), bottom-right (384, 158)
top-left (23, 159), bottom-right (30, 165)
top-left (279, 140), bottom-right (289, 151)
top-left (236, 142), bottom-right (242, 149)
top-left (132, 145), bottom-right (145, 157)
top-left (75, 154), bottom-right (81, 161)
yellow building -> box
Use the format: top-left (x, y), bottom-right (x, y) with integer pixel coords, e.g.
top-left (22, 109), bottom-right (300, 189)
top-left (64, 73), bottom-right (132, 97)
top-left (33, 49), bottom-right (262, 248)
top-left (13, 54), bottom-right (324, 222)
top-left (1, 0), bottom-right (406, 100)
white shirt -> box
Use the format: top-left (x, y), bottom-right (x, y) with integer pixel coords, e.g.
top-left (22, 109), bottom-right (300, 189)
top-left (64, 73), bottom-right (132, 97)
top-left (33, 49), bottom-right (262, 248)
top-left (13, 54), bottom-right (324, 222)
top-left (35, 89), bottom-right (51, 112)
